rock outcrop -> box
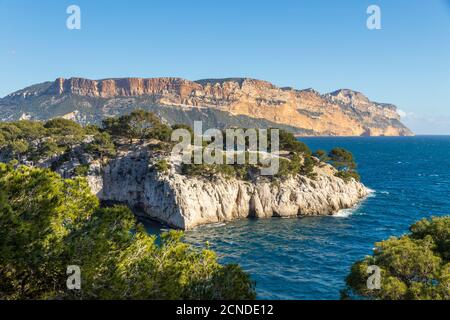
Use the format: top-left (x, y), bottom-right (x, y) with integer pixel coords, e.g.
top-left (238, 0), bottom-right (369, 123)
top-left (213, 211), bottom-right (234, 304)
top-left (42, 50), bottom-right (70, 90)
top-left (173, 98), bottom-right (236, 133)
top-left (0, 77), bottom-right (413, 136)
top-left (83, 147), bottom-right (369, 229)
top-left (0, 132), bottom-right (370, 229)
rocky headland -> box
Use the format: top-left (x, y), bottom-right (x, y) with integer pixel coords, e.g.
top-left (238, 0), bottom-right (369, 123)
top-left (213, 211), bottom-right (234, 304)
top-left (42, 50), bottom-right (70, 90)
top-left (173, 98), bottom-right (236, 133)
top-left (91, 146), bottom-right (369, 229)
top-left (0, 77), bottom-right (413, 137)
top-left (0, 112), bottom-right (370, 230)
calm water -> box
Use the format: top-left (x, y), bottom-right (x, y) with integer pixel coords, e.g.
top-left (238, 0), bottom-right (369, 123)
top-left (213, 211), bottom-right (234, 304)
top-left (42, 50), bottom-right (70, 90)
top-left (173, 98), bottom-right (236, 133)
top-left (144, 136), bottom-right (450, 300)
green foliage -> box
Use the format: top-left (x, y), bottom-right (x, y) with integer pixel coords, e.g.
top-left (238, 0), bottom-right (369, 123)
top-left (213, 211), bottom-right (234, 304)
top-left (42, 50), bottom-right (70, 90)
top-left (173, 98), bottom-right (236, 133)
top-left (410, 217), bottom-right (450, 260)
top-left (0, 122), bottom-right (47, 159)
top-left (300, 155), bottom-right (318, 179)
top-left (0, 119), bottom-right (116, 165)
top-left (326, 148), bottom-right (360, 182)
top-left (273, 154), bottom-right (317, 180)
top-left (178, 128), bottom-right (316, 181)
top-left (102, 116), bottom-right (129, 139)
top-left (274, 155), bottom-right (306, 179)
top-left (182, 162), bottom-right (239, 180)
top-left (328, 148), bottom-right (356, 171)
top-left (83, 132), bottom-right (116, 158)
top-left (38, 140), bottom-right (64, 158)
top-left (182, 149), bottom-right (317, 181)
top-left (11, 120), bottom-right (45, 140)
top-left (335, 170), bottom-right (360, 182)
top-left (151, 124), bottom-right (173, 143)
top-left (44, 118), bottom-right (86, 145)
top-left (0, 164), bottom-right (255, 300)
top-left (0, 163), bottom-right (98, 299)
top-left (154, 159), bottom-right (170, 173)
top-left (313, 149), bottom-right (328, 161)
top-left (7, 140), bottom-right (29, 159)
top-left (127, 109), bottom-right (162, 141)
top-left (0, 123), bottom-right (22, 142)
top-left (276, 129), bottom-right (311, 155)
top-left (74, 164), bottom-right (90, 177)
top-left (103, 109), bottom-right (167, 142)
top-left (342, 216), bottom-right (450, 300)
top-left (0, 121), bottom-right (45, 142)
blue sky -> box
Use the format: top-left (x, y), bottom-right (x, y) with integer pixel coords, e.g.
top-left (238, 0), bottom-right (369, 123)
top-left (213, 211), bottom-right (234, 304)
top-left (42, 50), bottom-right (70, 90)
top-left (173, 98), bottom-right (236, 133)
top-left (1, 0), bottom-right (449, 134)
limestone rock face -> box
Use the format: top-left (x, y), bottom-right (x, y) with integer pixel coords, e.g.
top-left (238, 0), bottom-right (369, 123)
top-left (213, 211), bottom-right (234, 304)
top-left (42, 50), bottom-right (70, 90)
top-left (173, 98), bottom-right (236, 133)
top-left (1, 139), bottom-right (370, 229)
top-left (0, 77), bottom-right (413, 137)
top-left (87, 148), bottom-right (370, 230)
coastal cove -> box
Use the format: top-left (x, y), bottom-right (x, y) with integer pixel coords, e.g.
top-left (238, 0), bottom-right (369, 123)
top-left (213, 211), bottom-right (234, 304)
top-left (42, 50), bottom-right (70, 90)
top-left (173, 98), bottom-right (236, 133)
top-left (144, 136), bottom-right (450, 299)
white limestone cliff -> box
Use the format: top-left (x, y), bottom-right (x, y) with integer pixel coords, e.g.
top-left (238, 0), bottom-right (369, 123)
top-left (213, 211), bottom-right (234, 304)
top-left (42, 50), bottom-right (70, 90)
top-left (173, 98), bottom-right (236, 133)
top-left (85, 148), bottom-right (369, 229)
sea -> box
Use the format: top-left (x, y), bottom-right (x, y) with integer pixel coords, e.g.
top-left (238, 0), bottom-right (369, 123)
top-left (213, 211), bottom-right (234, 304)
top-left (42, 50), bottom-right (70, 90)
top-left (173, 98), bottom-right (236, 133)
top-left (144, 136), bottom-right (450, 300)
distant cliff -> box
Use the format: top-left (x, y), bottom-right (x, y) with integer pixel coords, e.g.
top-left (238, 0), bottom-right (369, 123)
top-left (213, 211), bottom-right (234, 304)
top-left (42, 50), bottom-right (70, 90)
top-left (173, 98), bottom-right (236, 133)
top-left (0, 77), bottom-right (413, 136)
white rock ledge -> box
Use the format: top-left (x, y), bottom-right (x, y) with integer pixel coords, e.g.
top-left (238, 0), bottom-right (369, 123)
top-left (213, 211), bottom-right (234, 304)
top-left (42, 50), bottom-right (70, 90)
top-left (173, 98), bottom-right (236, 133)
top-left (87, 149), bottom-right (370, 230)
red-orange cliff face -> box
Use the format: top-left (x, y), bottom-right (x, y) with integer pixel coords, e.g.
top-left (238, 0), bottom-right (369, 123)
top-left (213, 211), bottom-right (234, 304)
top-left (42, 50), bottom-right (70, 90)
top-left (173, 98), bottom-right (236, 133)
top-left (2, 77), bottom-right (413, 136)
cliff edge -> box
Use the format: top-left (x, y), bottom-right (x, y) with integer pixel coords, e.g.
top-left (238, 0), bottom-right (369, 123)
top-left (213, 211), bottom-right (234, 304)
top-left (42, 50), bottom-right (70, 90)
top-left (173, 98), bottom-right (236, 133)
top-left (0, 77), bottom-right (413, 137)
top-left (84, 146), bottom-right (370, 229)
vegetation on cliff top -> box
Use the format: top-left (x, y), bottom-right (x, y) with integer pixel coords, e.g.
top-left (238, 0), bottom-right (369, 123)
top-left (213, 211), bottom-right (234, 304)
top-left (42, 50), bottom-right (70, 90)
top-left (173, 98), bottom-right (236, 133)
top-left (314, 148), bottom-right (360, 182)
top-left (342, 216), bottom-right (450, 300)
top-left (0, 163), bottom-right (256, 300)
top-left (0, 119), bottom-right (115, 163)
top-left (0, 110), bottom-right (360, 182)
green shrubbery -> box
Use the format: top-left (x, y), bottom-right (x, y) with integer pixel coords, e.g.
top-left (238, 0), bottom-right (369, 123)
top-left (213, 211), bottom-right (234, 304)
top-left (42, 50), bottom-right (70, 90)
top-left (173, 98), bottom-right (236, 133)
top-left (181, 130), bottom-right (317, 181)
top-left (335, 170), bottom-right (360, 183)
top-left (154, 159), bottom-right (170, 173)
top-left (103, 109), bottom-right (173, 143)
top-left (313, 147), bottom-right (360, 182)
top-left (342, 216), bottom-right (450, 300)
top-left (0, 164), bottom-right (256, 300)
top-left (74, 164), bottom-right (90, 177)
top-left (0, 119), bottom-right (116, 163)
top-left (0, 112), bottom-right (360, 183)
top-left (277, 129), bottom-right (311, 155)
top-left (82, 132), bottom-right (116, 158)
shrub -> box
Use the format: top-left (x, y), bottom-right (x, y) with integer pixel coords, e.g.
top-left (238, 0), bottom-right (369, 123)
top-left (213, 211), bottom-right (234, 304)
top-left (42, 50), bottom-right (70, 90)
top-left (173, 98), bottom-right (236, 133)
top-left (276, 129), bottom-right (311, 155)
top-left (300, 155), bottom-right (317, 179)
top-left (328, 148), bottom-right (356, 171)
top-left (44, 118), bottom-right (85, 143)
top-left (83, 132), bottom-right (116, 158)
top-left (103, 109), bottom-right (163, 142)
top-left (342, 216), bottom-right (450, 300)
top-left (0, 164), bottom-right (256, 300)
top-left (313, 149), bottom-right (328, 161)
top-left (74, 164), bottom-right (90, 177)
top-left (6, 140), bottom-right (29, 159)
top-left (154, 159), bottom-right (170, 173)
top-left (335, 170), bottom-right (360, 182)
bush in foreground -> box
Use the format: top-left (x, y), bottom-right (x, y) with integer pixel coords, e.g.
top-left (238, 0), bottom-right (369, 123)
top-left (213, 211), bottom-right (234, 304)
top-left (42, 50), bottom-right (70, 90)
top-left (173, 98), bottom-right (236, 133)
top-left (342, 216), bottom-right (450, 300)
top-left (0, 163), bottom-right (256, 300)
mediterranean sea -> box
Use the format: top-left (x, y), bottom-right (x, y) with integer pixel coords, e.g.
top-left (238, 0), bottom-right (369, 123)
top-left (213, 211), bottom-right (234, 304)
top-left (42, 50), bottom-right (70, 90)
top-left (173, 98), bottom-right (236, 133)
top-left (145, 136), bottom-right (450, 299)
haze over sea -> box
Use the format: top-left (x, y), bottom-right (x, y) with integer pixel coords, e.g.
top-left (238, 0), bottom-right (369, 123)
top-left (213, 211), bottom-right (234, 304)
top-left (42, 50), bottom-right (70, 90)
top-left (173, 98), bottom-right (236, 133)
top-left (145, 136), bottom-right (450, 299)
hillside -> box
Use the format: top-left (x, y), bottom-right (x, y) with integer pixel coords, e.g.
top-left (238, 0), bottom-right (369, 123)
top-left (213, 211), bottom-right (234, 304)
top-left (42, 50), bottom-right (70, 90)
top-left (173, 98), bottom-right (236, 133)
top-left (0, 77), bottom-right (413, 136)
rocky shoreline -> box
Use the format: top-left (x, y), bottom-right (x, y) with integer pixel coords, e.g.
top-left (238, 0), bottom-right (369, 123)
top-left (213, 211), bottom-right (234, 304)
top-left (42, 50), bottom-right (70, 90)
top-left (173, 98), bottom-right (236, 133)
top-left (84, 146), bottom-right (370, 229)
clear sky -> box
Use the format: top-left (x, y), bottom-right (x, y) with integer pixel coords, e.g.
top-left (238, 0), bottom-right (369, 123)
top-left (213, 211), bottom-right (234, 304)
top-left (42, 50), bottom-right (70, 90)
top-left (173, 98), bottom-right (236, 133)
top-left (1, 0), bottom-right (449, 134)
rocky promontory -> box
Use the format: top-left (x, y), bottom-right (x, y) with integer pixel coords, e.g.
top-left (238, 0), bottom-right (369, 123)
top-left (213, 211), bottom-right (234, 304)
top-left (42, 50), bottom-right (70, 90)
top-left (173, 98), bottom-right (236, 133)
top-left (83, 146), bottom-right (369, 229)
top-left (0, 115), bottom-right (370, 230)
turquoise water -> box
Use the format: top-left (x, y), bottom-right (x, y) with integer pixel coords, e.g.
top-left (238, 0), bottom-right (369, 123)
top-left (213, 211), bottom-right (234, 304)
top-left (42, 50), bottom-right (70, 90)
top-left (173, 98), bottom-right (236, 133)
top-left (145, 136), bottom-right (450, 300)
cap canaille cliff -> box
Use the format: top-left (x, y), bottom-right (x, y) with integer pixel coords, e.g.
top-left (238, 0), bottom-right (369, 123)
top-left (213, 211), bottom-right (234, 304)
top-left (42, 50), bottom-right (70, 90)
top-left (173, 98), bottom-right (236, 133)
top-left (0, 77), bottom-right (413, 137)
